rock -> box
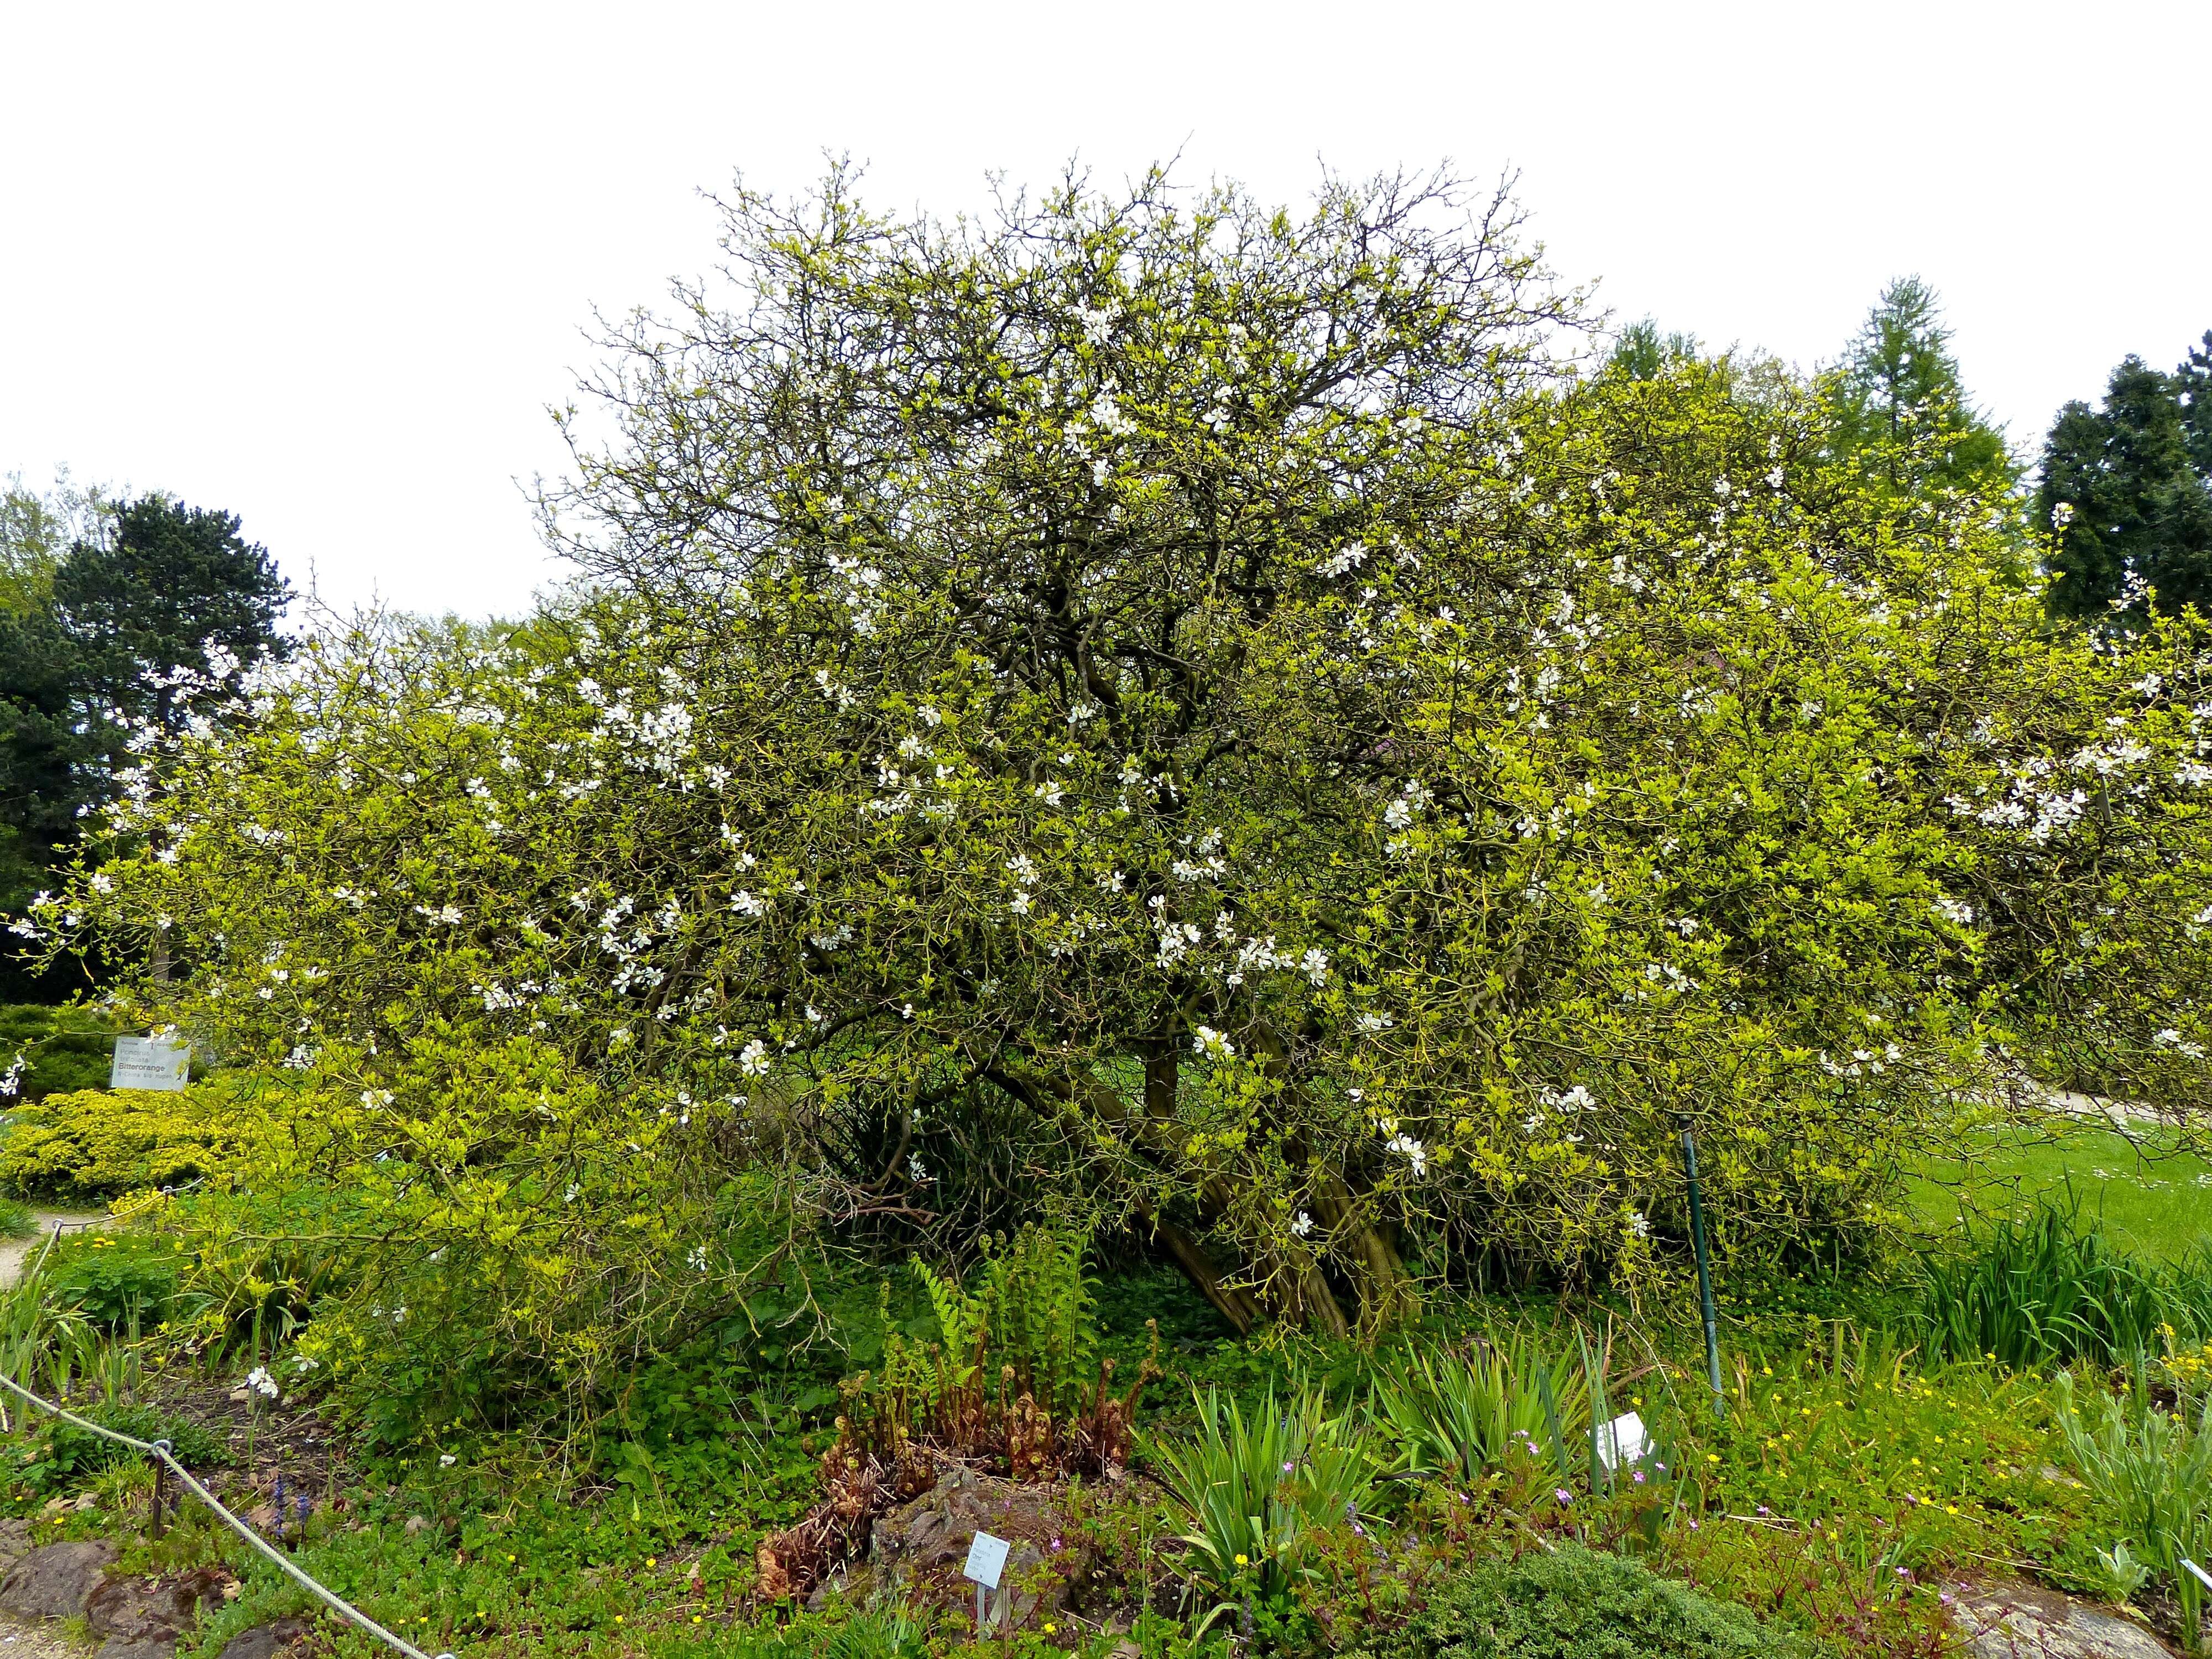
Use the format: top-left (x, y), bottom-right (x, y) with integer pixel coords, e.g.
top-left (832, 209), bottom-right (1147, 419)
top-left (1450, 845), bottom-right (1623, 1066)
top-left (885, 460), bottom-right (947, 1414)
top-left (403, 1514), bottom-right (429, 1535)
top-left (858, 1467), bottom-right (1084, 1624)
top-left (0, 1538), bottom-right (119, 1619)
top-left (214, 1616), bottom-right (314, 1659)
top-left (96, 1641), bottom-right (178, 1659)
top-left (87, 1565), bottom-right (228, 1645)
top-left (1952, 1580), bottom-right (2178, 1658)
top-left (0, 1518), bottom-right (32, 1573)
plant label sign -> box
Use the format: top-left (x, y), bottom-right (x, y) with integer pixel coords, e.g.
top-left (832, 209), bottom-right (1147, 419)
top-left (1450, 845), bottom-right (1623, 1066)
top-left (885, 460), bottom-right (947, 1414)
top-left (963, 1531), bottom-right (1010, 1589)
top-left (1593, 1410), bottom-right (1650, 1474)
top-left (111, 1036), bottom-right (191, 1092)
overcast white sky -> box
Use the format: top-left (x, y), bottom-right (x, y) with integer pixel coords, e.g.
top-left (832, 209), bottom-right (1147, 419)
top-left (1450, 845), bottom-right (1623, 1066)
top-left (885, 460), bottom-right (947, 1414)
top-left (3, 1), bottom-right (2205, 619)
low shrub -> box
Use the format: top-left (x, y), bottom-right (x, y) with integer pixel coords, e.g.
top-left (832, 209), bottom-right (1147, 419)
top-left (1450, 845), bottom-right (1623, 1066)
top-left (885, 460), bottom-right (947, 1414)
top-left (0, 1005), bottom-right (119, 1104)
top-left (13, 1402), bottom-right (229, 1494)
top-left (1357, 1542), bottom-right (1820, 1659)
top-left (43, 1233), bottom-right (191, 1328)
top-left (0, 1081), bottom-right (269, 1198)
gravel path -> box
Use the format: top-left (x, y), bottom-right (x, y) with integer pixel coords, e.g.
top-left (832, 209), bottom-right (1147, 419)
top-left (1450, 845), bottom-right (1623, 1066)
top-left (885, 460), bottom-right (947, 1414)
top-left (0, 1613), bottom-right (92, 1657)
top-left (0, 1214), bottom-right (110, 1290)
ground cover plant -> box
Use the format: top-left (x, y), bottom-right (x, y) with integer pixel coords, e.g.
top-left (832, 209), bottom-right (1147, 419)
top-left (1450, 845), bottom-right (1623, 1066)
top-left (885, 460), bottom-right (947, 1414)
top-left (0, 163), bottom-right (2206, 1659)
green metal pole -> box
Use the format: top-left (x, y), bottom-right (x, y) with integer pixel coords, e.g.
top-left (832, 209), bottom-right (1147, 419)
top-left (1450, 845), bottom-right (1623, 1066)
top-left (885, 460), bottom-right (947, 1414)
top-left (1680, 1125), bottom-right (1725, 1418)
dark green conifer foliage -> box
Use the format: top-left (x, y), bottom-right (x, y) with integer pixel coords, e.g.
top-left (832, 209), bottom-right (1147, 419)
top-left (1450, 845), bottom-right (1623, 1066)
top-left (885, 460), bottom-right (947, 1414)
top-left (0, 496), bottom-right (289, 995)
top-left (2039, 345), bottom-right (2212, 622)
top-left (50, 497), bottom-right (291, 734)
top-left (1605, 317), bottom-right (1700, 382)
top-left (1826, 276), bottom-right (2015, 495)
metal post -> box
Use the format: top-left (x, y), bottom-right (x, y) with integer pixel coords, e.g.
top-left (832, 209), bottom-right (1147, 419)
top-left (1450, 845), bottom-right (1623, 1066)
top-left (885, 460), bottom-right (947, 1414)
top-left (1680, 1126), bottom-right (1725, 1417)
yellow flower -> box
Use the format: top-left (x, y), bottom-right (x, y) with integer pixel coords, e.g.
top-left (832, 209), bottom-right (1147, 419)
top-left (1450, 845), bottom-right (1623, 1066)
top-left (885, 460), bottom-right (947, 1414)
top-left (1045, 1624), bottom-right (1058, 1635)
top-left (1234, 1553), bottom-right (1249, 1567)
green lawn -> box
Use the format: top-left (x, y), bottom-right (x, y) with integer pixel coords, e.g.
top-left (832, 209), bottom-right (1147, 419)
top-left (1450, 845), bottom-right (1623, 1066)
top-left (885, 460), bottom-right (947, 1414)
top-left (1909, 1119), bottom-right (2212, 1261)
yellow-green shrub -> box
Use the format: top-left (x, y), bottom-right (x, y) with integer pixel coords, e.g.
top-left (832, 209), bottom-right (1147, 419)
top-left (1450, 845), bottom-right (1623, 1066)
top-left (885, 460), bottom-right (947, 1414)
top-left (0, 1082), bottom-right (272, 1198)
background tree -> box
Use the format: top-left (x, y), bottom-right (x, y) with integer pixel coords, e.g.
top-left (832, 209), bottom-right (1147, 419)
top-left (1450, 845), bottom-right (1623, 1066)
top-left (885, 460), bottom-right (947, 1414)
top-left (1604, 317), bottom-right (1699, 382)
top-left (1, 493), bottom-right (290, 998)
top-left (1825, 276), bottom-right (2015, 496)
top-left (2039, 341), bottom-right (2212, 622)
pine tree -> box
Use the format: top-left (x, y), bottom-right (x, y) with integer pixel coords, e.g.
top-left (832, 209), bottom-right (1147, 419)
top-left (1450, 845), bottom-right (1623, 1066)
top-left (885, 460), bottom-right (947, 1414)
top-left (1826, 276), bottom-right (2015, 495)
top-left (2039, 347), bottom-right (2212, 622)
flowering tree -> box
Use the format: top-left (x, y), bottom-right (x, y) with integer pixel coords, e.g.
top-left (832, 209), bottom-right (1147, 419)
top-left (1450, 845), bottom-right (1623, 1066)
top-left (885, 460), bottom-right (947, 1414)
top-left (20, 171), bottom-right (2211, 1405)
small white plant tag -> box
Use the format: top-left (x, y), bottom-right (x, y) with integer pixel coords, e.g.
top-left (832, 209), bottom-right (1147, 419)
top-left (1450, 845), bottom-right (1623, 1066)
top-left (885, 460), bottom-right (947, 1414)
top-left (1594, 1410), bottom-right (1650, 1474)
top-left (964, 1531), bottom-right (1010, 1588)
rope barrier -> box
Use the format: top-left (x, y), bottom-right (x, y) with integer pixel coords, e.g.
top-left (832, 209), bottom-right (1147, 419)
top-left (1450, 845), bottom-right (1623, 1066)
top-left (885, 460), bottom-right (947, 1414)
top-left (0, 1371), bottom-right (454, 1659)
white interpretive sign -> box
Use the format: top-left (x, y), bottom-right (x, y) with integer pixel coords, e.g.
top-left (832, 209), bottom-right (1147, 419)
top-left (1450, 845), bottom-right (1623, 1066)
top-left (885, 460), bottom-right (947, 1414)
top-left (111, 1036), bottom-right (191, 1092)
top-left (1594, 1410), bottom-right (1650, 1474)
top-left (963, 1531), bottom-right (1010, 1589)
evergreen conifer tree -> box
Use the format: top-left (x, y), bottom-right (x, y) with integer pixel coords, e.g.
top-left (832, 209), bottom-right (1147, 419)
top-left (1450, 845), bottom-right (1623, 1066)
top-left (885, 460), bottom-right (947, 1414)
top-left (2039, 343), bottom-right (2212, 621)
top-left (1826, 276), bottom-right (2015, 495)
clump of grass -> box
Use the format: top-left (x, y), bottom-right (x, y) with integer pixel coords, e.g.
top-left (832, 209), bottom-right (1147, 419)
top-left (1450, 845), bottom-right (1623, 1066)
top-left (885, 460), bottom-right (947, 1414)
top-left (0, 1198), bottom-right (36, 1240)
top-left (1150, 1379), bottom-right (1374, 1618)
top-left (1918, 1199), bottom-right (2183, 1368)
top-left (1373, 1331), bottom-right (1588, 1486)
top-left (2054, 1366), bottom-right (2212, 1652)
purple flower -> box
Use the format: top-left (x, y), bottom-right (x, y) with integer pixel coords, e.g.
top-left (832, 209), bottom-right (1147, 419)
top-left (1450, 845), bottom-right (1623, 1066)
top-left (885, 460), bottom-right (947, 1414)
top-left (1631, 1469), bottom-right (1647, 1485)
top-left (1939, 1592), bottom-right (1954, 1606)
top-left (1687, 1519), bottom-right (1700, 1531)
top-left (1756, 1505), bottom-right (1769, 1516)
top-left (1895, 1567), bottom-right (1913, 1579)
top-left (1554, 1488), bottom-right (1573, 1506)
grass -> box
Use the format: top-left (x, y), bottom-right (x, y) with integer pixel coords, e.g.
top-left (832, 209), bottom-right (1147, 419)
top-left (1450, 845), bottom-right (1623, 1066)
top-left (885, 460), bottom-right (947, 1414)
top-left (1908, 1120), bottom-right (2212, 1262)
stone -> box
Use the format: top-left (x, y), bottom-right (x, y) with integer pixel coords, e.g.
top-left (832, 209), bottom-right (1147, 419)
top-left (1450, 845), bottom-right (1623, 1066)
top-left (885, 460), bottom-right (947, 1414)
top-left (0, 1539), bottom-right (118, 1619)
top-left (87, 1566), bottom-right (228, 1646)
top-left (213, 1616), bottom-right (314, 1659)
top-left (858, 1467), bottom-right (1084, 1623)
top-left (0, 1519), bottom-right (31, 1574)
top-left (1952, 1580), bottom-right (2178, 1658)
top-left (96, 1641), bottom-right (176, 1659)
